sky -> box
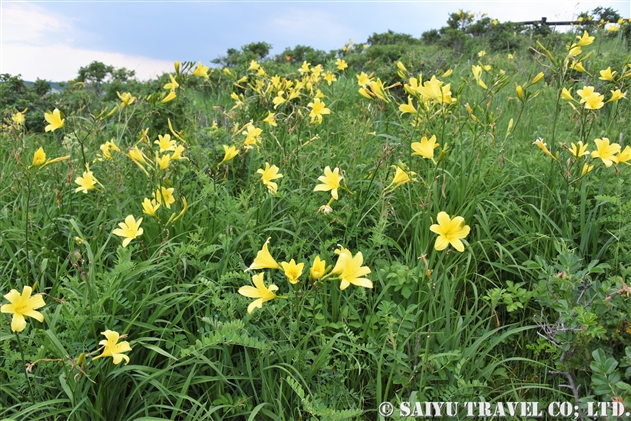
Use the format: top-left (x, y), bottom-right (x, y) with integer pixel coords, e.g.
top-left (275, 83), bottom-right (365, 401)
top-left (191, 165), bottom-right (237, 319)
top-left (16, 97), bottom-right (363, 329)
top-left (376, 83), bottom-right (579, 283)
top-left (1, 0), bottom-right (629, 82)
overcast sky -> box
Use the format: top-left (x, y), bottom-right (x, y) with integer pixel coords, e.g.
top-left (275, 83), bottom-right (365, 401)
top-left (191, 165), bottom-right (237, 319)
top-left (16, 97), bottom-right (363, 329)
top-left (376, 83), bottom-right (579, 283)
top-left (1, 0), bottom-right (629, 82)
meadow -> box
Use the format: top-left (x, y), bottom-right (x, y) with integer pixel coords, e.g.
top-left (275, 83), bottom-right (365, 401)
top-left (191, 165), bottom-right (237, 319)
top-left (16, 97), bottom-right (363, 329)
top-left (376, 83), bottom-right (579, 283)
top-left (1, 9), bottom-right (631, 420)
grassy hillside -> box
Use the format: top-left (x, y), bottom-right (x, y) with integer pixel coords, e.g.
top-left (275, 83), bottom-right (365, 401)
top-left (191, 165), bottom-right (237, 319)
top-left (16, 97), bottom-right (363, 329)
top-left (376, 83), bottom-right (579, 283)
top-left (1, 10), bottom-right (631, 420)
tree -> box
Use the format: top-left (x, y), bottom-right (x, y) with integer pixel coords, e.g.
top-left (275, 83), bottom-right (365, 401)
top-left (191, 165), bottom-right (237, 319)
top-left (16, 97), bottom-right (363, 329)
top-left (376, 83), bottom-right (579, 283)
top-left (212, 42), bottom-right (273, 67)
top-left (76, 61), bottom-right (136, 98)
top-left (33, 78), bottom-right (51, 96)
top-left (77, 61), bottom-right (114, 94)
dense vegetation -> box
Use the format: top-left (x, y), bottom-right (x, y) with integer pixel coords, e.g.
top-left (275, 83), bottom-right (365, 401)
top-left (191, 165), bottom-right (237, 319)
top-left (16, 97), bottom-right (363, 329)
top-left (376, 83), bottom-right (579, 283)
top-left (1, 7), bottom-right (631, 420)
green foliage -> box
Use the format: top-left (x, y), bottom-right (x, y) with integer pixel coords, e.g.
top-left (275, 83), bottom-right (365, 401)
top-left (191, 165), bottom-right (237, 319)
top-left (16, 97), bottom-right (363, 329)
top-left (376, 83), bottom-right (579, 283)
top-left (275, 45), bottom-right (334, 66)
top-left (367, 30), bottom-right (421, 46)
top-left (1, 8), bottom-right (630, 420)
top-left (212, 42), bottom-right (273, 67)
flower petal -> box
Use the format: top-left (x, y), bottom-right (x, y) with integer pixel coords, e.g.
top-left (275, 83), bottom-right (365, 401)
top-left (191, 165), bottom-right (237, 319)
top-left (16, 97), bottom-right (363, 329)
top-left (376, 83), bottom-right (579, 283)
top-left (434, 236), bottom-right (449, 251)
top-left (11, 313), bottom-right (27, 332)
top-left (247, 298), bottom-right (263, 314)
top-left (450, 238), bottom-right (465, 252)
top-left (239, 286), bottom-right (262, 298)
top-left (350, 278), bottom-right (373, 289)
top-left (3, 289), bottom-right (21, 304)
top-left (22, 309), bottom-right (44, 323)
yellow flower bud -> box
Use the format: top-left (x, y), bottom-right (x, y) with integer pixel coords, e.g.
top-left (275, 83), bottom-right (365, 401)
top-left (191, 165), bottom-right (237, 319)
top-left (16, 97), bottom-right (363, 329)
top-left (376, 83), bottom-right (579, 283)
top-left (531, 72), bottom-right (544, 85)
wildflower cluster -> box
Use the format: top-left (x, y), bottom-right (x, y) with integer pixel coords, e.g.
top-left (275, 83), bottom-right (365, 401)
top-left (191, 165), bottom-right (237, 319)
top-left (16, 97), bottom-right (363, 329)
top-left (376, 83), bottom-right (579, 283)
top-left (239, 239), bottom-right (373, 313)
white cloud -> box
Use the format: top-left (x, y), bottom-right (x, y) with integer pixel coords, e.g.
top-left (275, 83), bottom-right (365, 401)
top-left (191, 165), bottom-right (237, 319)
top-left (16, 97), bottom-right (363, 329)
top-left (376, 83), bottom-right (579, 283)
top-left (266, 8), bottom-right (355, 51)
top-left (1, 2), bottom-right (173, 81)
top-left (3, 43), bottom-right (175, 82)
top-left (2, 2), bottom-right (72, 46)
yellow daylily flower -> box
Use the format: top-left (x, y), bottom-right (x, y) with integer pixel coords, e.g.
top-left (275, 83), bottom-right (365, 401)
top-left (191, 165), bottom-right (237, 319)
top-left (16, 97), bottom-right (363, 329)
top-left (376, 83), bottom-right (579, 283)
top-left (577, 86), bottom-right (595, 102)
top-left (154, 187), bottom-right (175, 209)
top-left (324, 71), bottom-right (337, 86)
top-left (534, 138), bottom-right (557, 161)
top-left (243, 124), bottom-right (263, 149)
top-left (568, 46), bottom-right (582, 57)
top-left (358, 87), bottom-right (373, 99)
top-left (570, 61), bottom-right (586, 73)
top-left (31, 147), bottom-right (46, 167)
top-left (607, 89), bottom-right (626, 103)
top-left (142, 198), bottom-right (160, 218)
top-left (128, 147), bottom-right (148, 165)
top-left (385, 166), bottom-right (416, 191)
top-left (163, 74), bottom-right (179, 91)
top-left (257, 162), bottom-right (283, 193)
top-left (309, 256), bottom-right (327, 281)
top-left (281, 259), bottom-right (304, 285)
top-left (335, 59), bottom-right (348, 71)
top-left (561, 87), bottom-right (575, 101)
top-left (591, 138), bottom-right (620, 167)
top-left (411, 135), bottom-right (439, 161)
top-left (117, 92), bottom-right (136, 107)
top-left (171, 145), bottom-right (185, 160)
top-left (218, 145), bottom-right (239, 165)
top-left (263, 111), bottom-right (277, 127)
top-left (617, 146), bottom-right (631, 165)
top-left (155, 134), bottom-right (176, 152)
top-left (299, 61), bottom-right (311, 74)
top-left (429, 211), bottom-right (471, 252)
top-left (575, 30), bottom-right (594, 47)
top-left (75, 165), bottom-right (101, 194)
top-left (307, 98), bottom-right (330, 124)
top-left (314, 166), bottom-right (343, 200)
top-left (12, 110), bottom-right (26, 125)
top-left (581, 163), bottom-right (594, 176)
top-left (192, 62), bottom-right (210, 79)
top-left (92, 330), bottom-right (132, 365)
top-left (417, 75), bottom-right (446, 99)
top-left (44, 108), bottom-right (65, 132)
top-left (583, 93), bottom-right (604, 110)
top-left (160, 91), bottom-right (176, 103)
top-left (368, 79), bottom-right (389, 102)
top-left (1, 285), bottom-right (45, 332)
top-left (272, 91), bottom-right (287, 109)
top-left (112, 215), bottom-right (143, 247)
top-left (230, 92), bottom-right (244, 110)
top-left (246, 238), bottom-right (281, 271)
top-left (238, 273), bottom-right (278, 314)
top-left (569, 141), bottom-right (589, 158)
top-left (399, 97), bottom-right (417, 115)
top-left (156, 154), bottom-right (170, 171)
top-left (100, 140), bottom-right (121, 160)
top-left (331, 247), bottom-right (372, 290)
top-left (356, 72), bottom-right (371, 87)
top-left (599, 67), bottom-right (616, 81)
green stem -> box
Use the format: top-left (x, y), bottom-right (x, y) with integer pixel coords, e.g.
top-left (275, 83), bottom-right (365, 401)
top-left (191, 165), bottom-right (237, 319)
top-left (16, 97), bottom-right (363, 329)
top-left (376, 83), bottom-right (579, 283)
top-left (15, 332), bottom-right (35, 402)
top-left (24, 173), bottom-right (36, 284)
top-left (418, 329), bottom-right (431, 399)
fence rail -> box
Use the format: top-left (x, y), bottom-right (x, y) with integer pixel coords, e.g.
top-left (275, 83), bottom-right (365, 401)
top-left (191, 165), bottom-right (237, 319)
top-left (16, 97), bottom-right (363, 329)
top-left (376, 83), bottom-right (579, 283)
top-left (517, 17), bottom-right (588, 26)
